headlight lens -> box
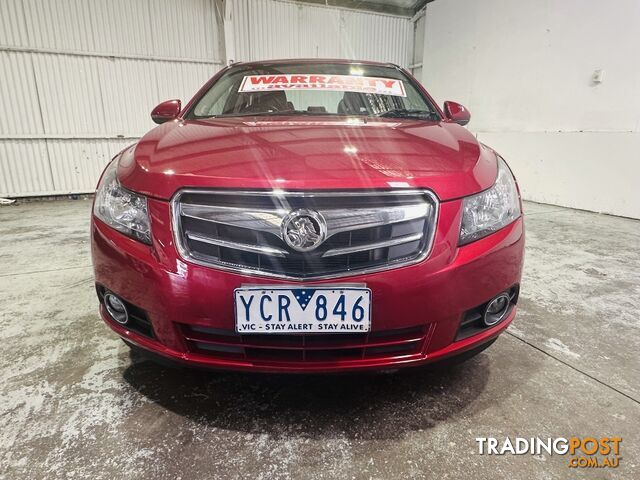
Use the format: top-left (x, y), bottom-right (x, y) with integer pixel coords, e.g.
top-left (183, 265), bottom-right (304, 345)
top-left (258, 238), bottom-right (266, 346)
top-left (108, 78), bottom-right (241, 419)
top-left (459, 156), bottom-right (521, 245)
top-left (93, 159), bottom-right (151, 244)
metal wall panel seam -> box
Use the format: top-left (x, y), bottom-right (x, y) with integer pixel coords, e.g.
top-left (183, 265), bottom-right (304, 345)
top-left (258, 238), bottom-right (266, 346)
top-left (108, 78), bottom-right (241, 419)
top-left (0, 135), bottom-right (142, 140)
top-left (266, 0), bottom-right (412, 19)
top-left (0, 45), bottom-right (223, 65)
top-left (28, 51), bottom-right (55, 191)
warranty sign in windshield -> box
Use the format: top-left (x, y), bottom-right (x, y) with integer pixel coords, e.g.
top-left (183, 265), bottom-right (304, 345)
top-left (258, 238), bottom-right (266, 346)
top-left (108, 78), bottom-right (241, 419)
top-left (239, 74), bottom-right (407, 97)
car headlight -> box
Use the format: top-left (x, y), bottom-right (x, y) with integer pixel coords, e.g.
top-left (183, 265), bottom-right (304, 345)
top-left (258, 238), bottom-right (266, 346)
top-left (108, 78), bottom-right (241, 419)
top-left (459, 156), bottom-right (521, 245)
top-left (93, 159), bottom-right (151, 244)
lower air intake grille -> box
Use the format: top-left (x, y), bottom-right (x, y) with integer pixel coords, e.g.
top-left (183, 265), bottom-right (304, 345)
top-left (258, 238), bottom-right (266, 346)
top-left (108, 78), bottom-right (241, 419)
top-left (180, 325), bottom-right (429, 364)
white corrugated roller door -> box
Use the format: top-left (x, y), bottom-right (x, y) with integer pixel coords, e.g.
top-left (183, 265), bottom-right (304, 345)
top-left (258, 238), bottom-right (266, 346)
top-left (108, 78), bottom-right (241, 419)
top-left (0, 0), bottom-right (223, 197)
top-left (225, 0), bottom-right (412, 67)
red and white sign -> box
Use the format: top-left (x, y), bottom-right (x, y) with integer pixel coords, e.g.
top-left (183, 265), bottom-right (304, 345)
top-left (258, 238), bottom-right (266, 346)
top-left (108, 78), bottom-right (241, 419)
top-left (239, 74), bottom-right (406, 97)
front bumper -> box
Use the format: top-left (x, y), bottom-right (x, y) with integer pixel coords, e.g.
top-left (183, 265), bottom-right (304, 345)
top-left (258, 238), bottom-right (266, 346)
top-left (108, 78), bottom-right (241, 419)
top-left (92, 197), bottom-right (524, 373)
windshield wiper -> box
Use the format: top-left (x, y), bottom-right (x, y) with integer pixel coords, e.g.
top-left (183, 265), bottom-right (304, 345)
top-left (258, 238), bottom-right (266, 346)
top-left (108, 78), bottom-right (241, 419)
top-left (210, 110), bottom-right (333, 118)
top-left (376, 109), bottom-right (438, 119)
top-left (258, 110), bottom-right (342, 116)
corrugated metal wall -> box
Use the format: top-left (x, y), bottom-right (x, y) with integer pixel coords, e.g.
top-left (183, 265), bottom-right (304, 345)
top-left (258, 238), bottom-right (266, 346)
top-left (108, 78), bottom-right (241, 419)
top-left (0, 0), bottom-right (223, 197)
top-left (226, 0), bottom-right (412, 67)
top-left (410, 8), bottom-right (426, 81)
top-left (1, 0), bottom-right (414, 197)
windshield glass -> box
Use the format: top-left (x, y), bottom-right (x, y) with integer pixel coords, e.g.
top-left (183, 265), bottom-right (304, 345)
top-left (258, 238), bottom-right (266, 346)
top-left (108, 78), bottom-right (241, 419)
top-left (188, 63), bottom-right (440, 120)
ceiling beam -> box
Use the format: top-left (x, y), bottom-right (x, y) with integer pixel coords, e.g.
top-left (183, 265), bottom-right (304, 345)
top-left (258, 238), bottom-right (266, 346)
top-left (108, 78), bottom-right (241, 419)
top-left (413, 0), bottom-right (432, 13)
top-left (286, 0), bottom-right (417, 17)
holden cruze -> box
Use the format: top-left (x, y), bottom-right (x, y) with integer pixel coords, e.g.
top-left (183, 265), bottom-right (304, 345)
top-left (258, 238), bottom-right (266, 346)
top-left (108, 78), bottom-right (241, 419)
top-left (91, 59), bottom-right (524, 372)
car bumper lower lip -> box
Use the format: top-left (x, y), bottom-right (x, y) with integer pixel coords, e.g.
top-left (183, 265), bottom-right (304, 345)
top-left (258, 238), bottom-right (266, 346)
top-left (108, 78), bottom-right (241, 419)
top-left (100, 303), bottom-right (516, 373)
top-left (91, 198), bottom-right (524, 373)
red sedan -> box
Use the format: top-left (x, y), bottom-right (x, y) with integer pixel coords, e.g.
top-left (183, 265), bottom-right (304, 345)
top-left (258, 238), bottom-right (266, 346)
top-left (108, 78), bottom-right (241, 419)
top-left (91, 59), bottom-right (524, 373)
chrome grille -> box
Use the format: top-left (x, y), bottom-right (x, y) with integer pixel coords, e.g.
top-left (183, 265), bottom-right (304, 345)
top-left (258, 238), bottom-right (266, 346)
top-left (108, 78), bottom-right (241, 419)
top-left (172, 189), bottom-right (438, 279)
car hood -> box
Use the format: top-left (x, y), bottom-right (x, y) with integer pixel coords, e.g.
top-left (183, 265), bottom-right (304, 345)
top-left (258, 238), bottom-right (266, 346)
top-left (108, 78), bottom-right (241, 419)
top-left (117, 117), bottom-right (498, 201)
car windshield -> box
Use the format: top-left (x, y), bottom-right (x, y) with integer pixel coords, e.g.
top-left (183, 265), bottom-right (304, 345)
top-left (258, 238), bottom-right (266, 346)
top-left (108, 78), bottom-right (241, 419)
top-left (188, 62), bottom-right (440, 120)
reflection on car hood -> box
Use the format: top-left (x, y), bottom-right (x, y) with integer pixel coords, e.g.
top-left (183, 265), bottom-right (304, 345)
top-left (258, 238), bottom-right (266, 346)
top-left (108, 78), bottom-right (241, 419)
top-left (117, 116), bottom-right (498, 201)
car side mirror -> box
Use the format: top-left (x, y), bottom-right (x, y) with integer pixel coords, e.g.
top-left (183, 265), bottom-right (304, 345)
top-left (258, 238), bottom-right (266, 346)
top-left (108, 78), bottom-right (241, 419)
top-left (151, 99), bottom-right (181, 124)
top-left (443, 101), bottom-right (471, 126)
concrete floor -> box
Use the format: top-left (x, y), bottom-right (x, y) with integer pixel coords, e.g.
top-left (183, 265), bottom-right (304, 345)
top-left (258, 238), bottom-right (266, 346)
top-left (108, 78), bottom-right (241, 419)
top-left (0, 199), bottom-right (638, 479)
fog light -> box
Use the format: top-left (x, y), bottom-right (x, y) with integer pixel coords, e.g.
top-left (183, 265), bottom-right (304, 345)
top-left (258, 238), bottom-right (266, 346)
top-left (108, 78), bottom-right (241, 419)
top-left (104, 293), bottom-right (129, 325)
top-left (483, 293), bottom-right (510, 327)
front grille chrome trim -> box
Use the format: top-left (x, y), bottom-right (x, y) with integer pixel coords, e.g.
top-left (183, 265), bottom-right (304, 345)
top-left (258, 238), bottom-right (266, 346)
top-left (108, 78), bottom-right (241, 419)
top-left (171, 189), bottom-right (439, 281)
top-left (180, 202), bottom-right (431, 241)
top-left (182, 204), bottom-right (285, 237)
top-left (322, 232), bottom-right (424, 257)
top-left (186, 232), bottom-right (288, 257)
top-left (321, 204), bottom-right (431, 238)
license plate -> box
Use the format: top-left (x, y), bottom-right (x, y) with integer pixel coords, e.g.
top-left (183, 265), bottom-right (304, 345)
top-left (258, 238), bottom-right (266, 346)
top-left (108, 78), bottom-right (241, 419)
top-left (234, 286), bottom-right (371, 334)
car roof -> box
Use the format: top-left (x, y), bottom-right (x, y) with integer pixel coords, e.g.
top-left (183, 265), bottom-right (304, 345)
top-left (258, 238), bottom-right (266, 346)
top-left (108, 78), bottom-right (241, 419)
top-left (229, 58), bottom-right (401, 69)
